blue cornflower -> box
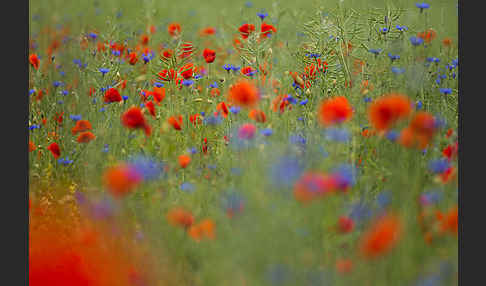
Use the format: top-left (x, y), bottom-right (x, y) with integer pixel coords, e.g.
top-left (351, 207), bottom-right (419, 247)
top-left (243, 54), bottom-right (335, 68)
top-left (194, 74), bottom-right (203, 80)
top-left (180, 182), bottom-right (195, 193)
top-left (29, 89), bottom-right (35, 96)
top-left (439, 88), bottom-right (452, 95)
top-left (416, 101), bottom-right (423, 110)
top-left (416, 3), bottom-right (430, 10)
top-left (410, 36), bottom-right (424, 46)
top-left (299, 98), bottom-right (308, 105)
top-left (112, 50), bottom-right (121, 56)
top-left (204, 115), bottom-right (223, 125)
top-left (388, 53), bottom-right (400, 61)
top-left (188, 147), bottom-right (198, 154)
top-left (257, 11), bottom-right (268, 20)
top-left (426, 57), bottom-right (440, 63)
top-left (232, 65), bottom-right (241, 72)
top-left (59, 71), bottom-right (65, 76)
top-left (364, 97), bottom-right (372, 103)
top-left (396, 25), bottom-right (408, 31)
top-left (230, 106), bottom-right (241, 114)
top-left (385, 130), bottom-right (399, 141)
top-left (223, 64), bottom-right (233, 72)
top-left (428, 158), bottom-right (450, 174)
top-left (306, 53), bottom-right (321, 58)
top-left (62, 90), bottom-right (69, 96)
top-left (369, 48), bottom-right (382, 55)
top-left (103, 144), bottom-right (109, 153)
top-left (142, 53), bottom-right (151, 64)
top-left (58, 100), bottom-right (64, 104)
top-left (270, 156), bottom-right (304, 188)
top-left (349, 201), bottom-right (372, 224)
top-left (285, 95), bottom-right (298, 104)
top-left (129, 156), bottom-right (165, 181)
top-left (332, 164), bottom-right (357, 189)
top-left (70, 115), bottom-right (82, 122)
top-left (88, 32), bottom-right (97, 40)
top-left (209, 81), bottom-right (218, 88)
top-left (380, 27), bottom-right (388, 34)
top-left (29, 124), bottom-right (40, 130)
top-left (154, 82), bottom-right (164, 88)
top-left (99, 68), bottom-right (109, 75)
top-left (53, 81), bottom-right (62, 88)
top-left (122, 95), bottom-right (128, 101)
top-left (182, 79), bottom-right (194, 86)
top-left (325, 128), bottom-right (350, 142)
top-left (261, 128), bottom-right (273, 136)
top-left (245, 1), bottom-right (253, 8)
top-left (391, 67), bottom-right (405, 74)
top-left (200, 111), bottom-right (205, 116)
top-left (58, 157), bottom-right (74, 165)
top-left (100, 107), bottom-right (105, 112)
top-left (289, 134), bottom-right (306, 146)
top-left (377, 191), bottom-right (392, 209)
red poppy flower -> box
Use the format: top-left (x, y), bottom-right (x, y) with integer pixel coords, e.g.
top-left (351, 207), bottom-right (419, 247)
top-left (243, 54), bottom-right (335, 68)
top-left (399, 112), bottom-right (437, 149)
top-left (337, 216), bottom-right (354, 234)
top-left (128, 52), bottom-right (138, 65)
top-left (29, 53), bottom-right (40, 69)
top-left (145, 101), bottom-right (156, 118)
top-left (161, 49), bottom-right (173, 59)
top-left (417, 29), bottom-right (437, 44)
top-left (241, 66), bottom-right (257, 76)
top-left (336, 259), bottom-right (353, 274)
top-left (261, 22), bottom-right (277, 38)
top-left (29, 141), bottom-right (37, 152)
top-left (179, 63), bottom-right (194, 79)
top-left (228, 79), bottom-right (259, 108)
top-left (189, 114), bottom-right (202, 126)
top-left (121, 106), bottom-right (151, 136)
top-left (77, 131), bottom-right (96, 143)
top-left (216, 102), bottom-right (229, 118)
top-left (168, 115), bottom-right (183, 130)
top-left (72, 120), bottom-right (92, 135)
top-left (318, 96), bottom-right (353, 127)
top-left (178, 42), bottom-right (194, 59)
top-left (188, 219), bottom-right (216, 242)
top-left (202, 48), bottom-right (216, 63)
top-left (104, 88), bottom-right (122, 103)
top-left (47, 142), bottom-right (61, 159)
top-left (238, 24), bottom-right (255, 39)
top-left (152, 87), bottom-right (166, 104)
top-left (168, 23), bottom-right (181, 37)
top-left (368, 94), bottom-right (412, 131)
top-left (293, 172), bottom-right (337, 203)
top-left (158, 69), bottom-right (177, 82)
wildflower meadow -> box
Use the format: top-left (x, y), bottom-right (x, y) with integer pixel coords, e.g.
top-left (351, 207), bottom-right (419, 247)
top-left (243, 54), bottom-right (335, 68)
top-left (28, 0), bottom-right (458, 285)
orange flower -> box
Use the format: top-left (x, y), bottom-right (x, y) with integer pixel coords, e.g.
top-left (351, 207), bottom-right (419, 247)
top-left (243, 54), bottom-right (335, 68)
top-left (103, 164), bottom-right (142, 198)
top-left (437, 206), bottom-right (458, 235)
top-left (318, 96), bottom-right (353, 127)
top-left (168, 23), bottom-right (181, 37)
top-left (140, 34), bottom-right (149, 46)
top-left (29, 141), bottom-right (37, 152)
top-left (152, 87), bottom-right (166, 104)
top-left (167, 207), bottom-right (194, 228)
top-left (210, 88), bottom-right (220, 97)
top-left (188, 219), bottom-right (215, 242)
top-left (228, 79), bottom-right (259, 108)
top-left (248, 109), bottom-right (266, 123)
top-left (368, 94), bottom-right (412, 131)
top-left (178, 155), bottom-right (191, 168)
top-left (399, 112), bottom-right (437, 149)
top-left (77, 131), bottom-right (96, 143)
top-left (72, 120), bottom-right (92, 135)
top-left (360, 214), bottom-right (402, 259)
top-left (442, 37), bottom-right (453, 47)
top-left (417, 29), bottom-right (437, 44)
top-left (29, 53), bottom-right (40, 69)
top-left (199, 27), bottom-right (216, 36)
top-left (168, 115), bottom-right (183, 131)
